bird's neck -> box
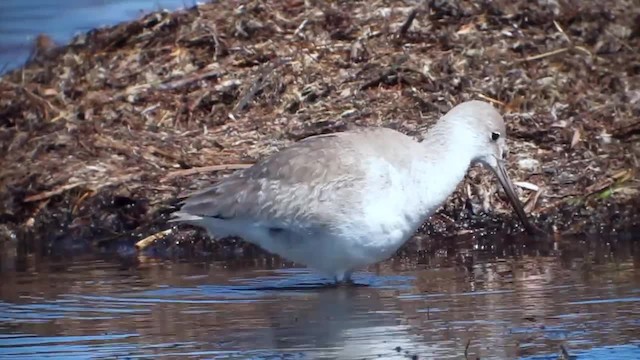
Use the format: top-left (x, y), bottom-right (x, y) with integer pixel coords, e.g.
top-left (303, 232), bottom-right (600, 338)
top-left (413, 121), bottom-right (474, 216)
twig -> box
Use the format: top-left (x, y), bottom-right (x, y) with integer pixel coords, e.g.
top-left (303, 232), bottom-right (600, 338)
top-left (605, 30), bottom-right (634, 51)
top-left (521, 22), bottom-right (595, 63)
top-left (1, 79), bottom-right (61, 116)
top-left (204, 24), bottom-right (225, 60)
top-left (146, 146), bottom-right (181, 162)
top-left (360, 68), bottom-right (398, 90)
top-left (519, 47), bottom-right (570, 62)
top-left (553, 20), bottom-right (571, 43)
top-left (573, 46), bottom-right (592, 57)
top-left (359, 57), bottom-right (410, 90)
top-left (584, 179), bottom-right (615, 199)
top-left (187, 89), bottom-right (210, 113)
top-left (232, 58), bottom-right (290, 114)
top-left (23, 172), bottom-right (141, 203)
top-left (570, 128), bottom-right (581, 148)
top-left (72, 190), bottom-right (95, 215)
top-left (464, 339), bottom-right (471, 359)
top-left (559, 344), bottom-right (572, 360)
top-left (24, 182), bottom-right (87, 202)
top-left (476, 93), bottom-right (506, 106)
top-left (553, 21), bottom-right (595, 57)
top-left (524, 188), bottom-right (544, 214)
top-left (399, 8), bottom-right (419, 36)
top-left (233, 74), bottom-right (266, 113)
top-left (514, 181), bottom-right (540, 192)
top-left (161, 163), bottom-right (252, 182)
top-left (156, 69), bottom-right (223, 90)
top-left (293, 19), bottom-right (309, 38)
top-left (135, 229), bottom-right (173, 250)
top-left (613, 121), bottom-right (640, 139)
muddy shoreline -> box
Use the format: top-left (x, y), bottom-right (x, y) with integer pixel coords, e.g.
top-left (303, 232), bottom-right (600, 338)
top-left (1, 0), bottom-right (639, 258)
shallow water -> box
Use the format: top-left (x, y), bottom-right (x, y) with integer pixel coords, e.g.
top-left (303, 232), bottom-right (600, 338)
top-left (0, 236), bottom-right (639, 359)
top-left (0, 0), bottom-right (188, 73)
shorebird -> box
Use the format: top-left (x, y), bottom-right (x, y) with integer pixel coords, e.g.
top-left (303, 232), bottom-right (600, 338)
top-left (172, 100), bottom-right (536, 282)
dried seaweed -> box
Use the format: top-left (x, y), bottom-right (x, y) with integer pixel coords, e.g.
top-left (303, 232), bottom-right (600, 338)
top-left (0, 0), bottom-right (639, 253)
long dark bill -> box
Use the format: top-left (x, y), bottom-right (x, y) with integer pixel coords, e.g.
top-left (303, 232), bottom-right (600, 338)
top-left (492, 159), bottom-right (539, 236)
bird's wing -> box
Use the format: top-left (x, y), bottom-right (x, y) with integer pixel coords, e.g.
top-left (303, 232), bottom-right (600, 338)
top-left (174, 131), bottom-right (372, 229)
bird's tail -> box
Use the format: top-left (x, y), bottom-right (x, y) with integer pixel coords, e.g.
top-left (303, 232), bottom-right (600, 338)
top-left (168, 211), bottom-right (204, 223)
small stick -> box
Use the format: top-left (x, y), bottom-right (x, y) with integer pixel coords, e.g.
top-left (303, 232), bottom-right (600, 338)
top-left (613, 121), bottom-right (640, 139)
top-left (233, 73), bottom-right (267, 113)
top-left (553, 20), bottom-right (571, 43)
top-left (570, 128), bottom-right (581, 148)
top-left (359, 68), bottom-right (398, 90)
top-left (24, 182), bottom-right (87, 202)
top-left (399, 8), bottom-right (419, 36)
top-left (293, 19), bottom-right (309, 38)
top-left (551, 20), bottom-right (596, 58)
top-left (205, 24), bottom-right (224, 60)
top-left (359, 57), bottom-right (409, 90)
top-left (573, 46), bottom-right (592, 57)
top-left (524, 188), bottom-right (543, 214)
top-left (72, 190), bottom-right (95, 215)
top-left (605, 30), bottom-right (633, 51)
top-left (161, 163), bottom-right (252, 182)
top-left (1, 79), bottom-right (61, 115)
top-left (519, 47), bottom-right (570, 62)
top-left (135, 229), bottom-right (173, 250)
top-left (559, 344), bottom-right (571, 360)
top-left (476, 93), bottom-right (506, 106)
top-left (232, 58), bottom-right (289, 114)
top-left (148, 146), bottom-right (181, 161)
top-left (156, 69), bottom-right (223, 90)
top-left (464, 339), bottom-right (471, 359)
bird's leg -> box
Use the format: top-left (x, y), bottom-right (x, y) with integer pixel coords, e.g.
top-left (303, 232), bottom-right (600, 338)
top-left (343, 270), bottom-right (353, 284)
top-left (333, 270), bottom-right (354, 286)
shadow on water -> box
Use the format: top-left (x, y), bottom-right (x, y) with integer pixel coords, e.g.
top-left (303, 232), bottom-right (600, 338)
top-left (0, 234), bottom-right (639, 359)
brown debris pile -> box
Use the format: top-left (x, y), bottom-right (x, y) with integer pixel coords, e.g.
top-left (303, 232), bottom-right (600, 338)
top-left (1, 0), bottom-right (639, 254)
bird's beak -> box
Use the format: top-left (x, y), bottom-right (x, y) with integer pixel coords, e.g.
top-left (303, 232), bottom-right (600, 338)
top-left (490, 158), bottom-right (538, 235)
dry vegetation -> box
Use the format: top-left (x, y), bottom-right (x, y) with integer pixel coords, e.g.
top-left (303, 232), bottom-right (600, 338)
top-left (0, 0), bottom-right (639, 256)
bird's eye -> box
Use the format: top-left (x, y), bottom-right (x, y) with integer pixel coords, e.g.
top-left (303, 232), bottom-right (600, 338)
top-left (491, 132), bottom-right (500, 141)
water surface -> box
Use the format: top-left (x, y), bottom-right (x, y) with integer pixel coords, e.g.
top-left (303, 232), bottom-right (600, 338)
top-left (0, 236), bottom-right (639, 359)
top-left (0, 0), bottom-right (189, 73)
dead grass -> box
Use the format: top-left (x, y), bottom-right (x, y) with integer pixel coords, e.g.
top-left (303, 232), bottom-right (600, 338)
top-left (0, 0), bottom-right (639, 254)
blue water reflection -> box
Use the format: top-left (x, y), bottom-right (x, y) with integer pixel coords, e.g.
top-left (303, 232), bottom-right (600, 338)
top-left (0, 0), bottom-right (190, 72)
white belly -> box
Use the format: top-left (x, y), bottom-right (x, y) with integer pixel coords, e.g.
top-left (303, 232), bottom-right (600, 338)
top-left (232, 199), bottom-right (420, 280)
top-left (264, 187), bottom-right (427, 278)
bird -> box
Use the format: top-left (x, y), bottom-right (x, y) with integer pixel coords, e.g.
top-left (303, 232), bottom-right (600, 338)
top-left (171, 100), bottom-right (537, 283)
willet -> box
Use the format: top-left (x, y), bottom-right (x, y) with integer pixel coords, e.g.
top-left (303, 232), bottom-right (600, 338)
top-left (172, 100), bottom-right (537, 282)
